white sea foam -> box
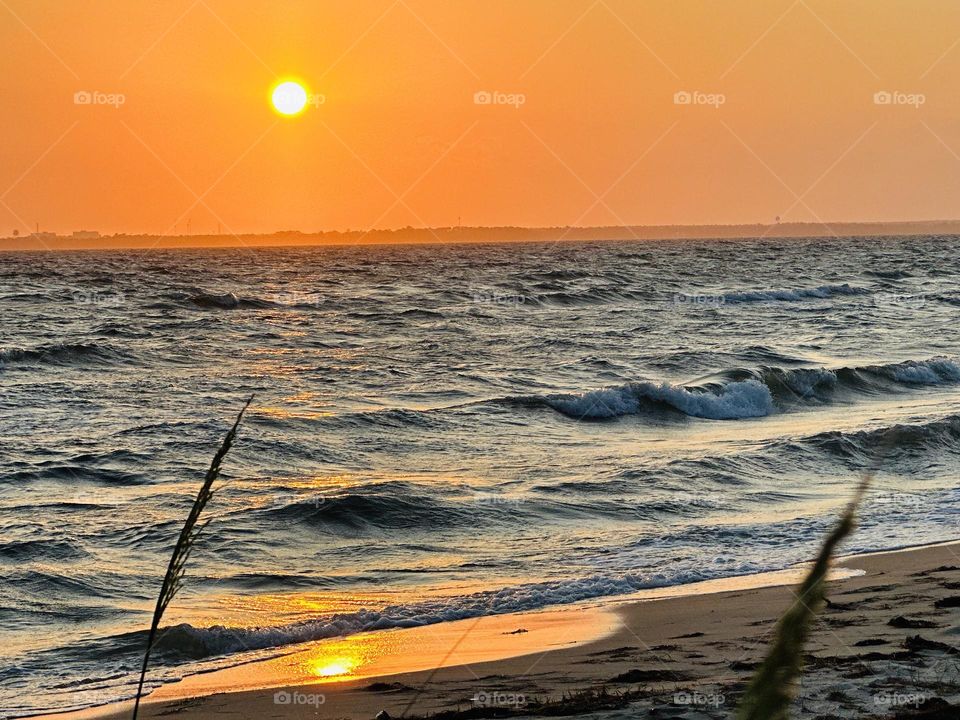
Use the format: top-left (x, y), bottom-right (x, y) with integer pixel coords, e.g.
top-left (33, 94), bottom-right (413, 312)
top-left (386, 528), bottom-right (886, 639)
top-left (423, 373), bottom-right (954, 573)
top-left (722, 283), bottom-right (868, 303)
top-left (156, 568), bottom-right (753, 658)
top-left (539, 358), bottom-right (960, 421)
top-left (885, 358), bottom-right (960, 384)
top-left (777, 368), bottom-right (840, 398)
top-left (546, 379), bottom-right (775, 420)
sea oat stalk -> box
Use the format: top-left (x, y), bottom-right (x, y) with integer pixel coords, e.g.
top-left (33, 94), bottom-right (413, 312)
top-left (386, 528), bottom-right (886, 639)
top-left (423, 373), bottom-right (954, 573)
top-left (131, 397), bottom-right (252, 720)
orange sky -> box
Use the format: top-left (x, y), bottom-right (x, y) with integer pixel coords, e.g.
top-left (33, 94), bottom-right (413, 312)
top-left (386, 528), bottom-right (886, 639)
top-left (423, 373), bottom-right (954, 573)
top-left (3, 0), bottom-right (960, 236)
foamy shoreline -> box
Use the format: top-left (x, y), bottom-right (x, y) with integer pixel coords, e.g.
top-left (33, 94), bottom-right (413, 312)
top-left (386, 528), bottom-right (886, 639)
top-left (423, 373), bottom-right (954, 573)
top-left (35, 539), bottom-right (960, 720)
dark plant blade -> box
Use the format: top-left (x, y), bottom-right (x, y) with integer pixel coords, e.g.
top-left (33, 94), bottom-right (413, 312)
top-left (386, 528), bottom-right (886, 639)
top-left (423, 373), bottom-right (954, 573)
top-left (735, 476), bottom-right (870, 720)
top-left (131, 396), bottom-right (252, 720)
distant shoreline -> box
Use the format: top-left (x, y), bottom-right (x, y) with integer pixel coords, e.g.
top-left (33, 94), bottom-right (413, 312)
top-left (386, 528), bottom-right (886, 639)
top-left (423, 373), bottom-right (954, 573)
top-left (3, 220), bottom-right (960, 251)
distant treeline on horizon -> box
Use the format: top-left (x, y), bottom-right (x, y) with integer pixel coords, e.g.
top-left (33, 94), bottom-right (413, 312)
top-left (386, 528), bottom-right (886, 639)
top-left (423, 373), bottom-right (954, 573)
top-left (3, 220), bottom-right (960, 251)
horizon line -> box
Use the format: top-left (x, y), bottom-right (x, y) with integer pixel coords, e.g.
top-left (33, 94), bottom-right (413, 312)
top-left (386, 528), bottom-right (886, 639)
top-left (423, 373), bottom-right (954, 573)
top-left (5, 218), bottom-right (960, 252)
top-left (9, 217), bottom-right (960, 239)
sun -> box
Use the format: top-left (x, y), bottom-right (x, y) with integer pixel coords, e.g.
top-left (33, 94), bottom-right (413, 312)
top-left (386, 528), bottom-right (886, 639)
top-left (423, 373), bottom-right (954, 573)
top-left (271, 80), bottom-right (308, 116)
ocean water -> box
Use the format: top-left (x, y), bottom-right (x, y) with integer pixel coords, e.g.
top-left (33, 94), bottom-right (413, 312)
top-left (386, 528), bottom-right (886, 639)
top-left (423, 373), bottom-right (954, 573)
top-left (2, 236), bottom-right (960, 716)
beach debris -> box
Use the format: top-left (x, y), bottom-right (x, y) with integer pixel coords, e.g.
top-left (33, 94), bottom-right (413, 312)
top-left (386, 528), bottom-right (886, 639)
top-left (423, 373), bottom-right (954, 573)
top-left (823, 597), bottom-right (855, 611)
top-left (838, 582), bottom-right (897, 594)
top-left (608, 668), bottom-right (687, 683)
top-left (933, 595), bottom-right (960, 608)
top-left (889, 616), bottom-right (938, 629)
top-left (858, 650), bottom-right (913, 661)
top-left (891, 696), bottom-right (958, 719)
top-left (903, 635), bottom-right (958, 654)
top-left (363, 682), bottom-right (412, 693)
top-left (376, 710), bottom-right (392, 720)
top-left (504, 628), bottom-right (528, 635)
top-left (586, 645), bottom-right (637, 657)
top-left (650, 643), bottom-right (680, 651)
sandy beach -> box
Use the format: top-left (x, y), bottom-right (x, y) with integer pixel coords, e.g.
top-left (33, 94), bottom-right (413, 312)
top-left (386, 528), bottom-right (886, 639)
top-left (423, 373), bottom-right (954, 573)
top-left (50, 541), bottom-right (958, 720)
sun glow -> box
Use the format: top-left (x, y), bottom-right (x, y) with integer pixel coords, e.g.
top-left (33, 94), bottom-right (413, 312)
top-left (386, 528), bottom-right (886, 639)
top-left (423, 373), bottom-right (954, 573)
top-left (311, 657), bottom-right (357, 678)
top-left (271, 80), bottom-right (308, 116)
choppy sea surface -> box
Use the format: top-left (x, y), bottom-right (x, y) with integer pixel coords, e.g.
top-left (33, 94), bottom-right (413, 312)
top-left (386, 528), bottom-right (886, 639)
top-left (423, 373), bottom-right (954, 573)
top-left (2, 236), bottom-right (960, 716)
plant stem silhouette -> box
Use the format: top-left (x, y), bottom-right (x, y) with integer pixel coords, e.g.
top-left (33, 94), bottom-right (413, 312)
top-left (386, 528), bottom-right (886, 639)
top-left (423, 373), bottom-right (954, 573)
top-left (131, 397), bottom-right (252, 720)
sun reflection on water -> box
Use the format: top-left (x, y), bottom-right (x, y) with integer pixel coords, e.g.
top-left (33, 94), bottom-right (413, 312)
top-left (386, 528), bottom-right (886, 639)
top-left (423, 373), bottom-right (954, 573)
top-left (296, 638), bottom-right (377, 683)
top-left (311, 657), bottom-right (357, 678)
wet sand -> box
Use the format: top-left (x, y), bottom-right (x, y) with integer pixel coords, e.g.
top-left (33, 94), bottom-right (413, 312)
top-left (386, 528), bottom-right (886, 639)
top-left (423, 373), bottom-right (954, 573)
top-left (51, 541), bottom-right (960, 720)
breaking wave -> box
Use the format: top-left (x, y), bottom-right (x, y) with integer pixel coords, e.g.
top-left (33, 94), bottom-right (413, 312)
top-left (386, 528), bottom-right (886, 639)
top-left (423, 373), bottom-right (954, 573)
top-left (721, 283), bottom-right (870, 303)
top-left (133, 567), bottom-right (765, 660)
top-left (542, 379), bottom-right (773, 420)
top-left (149, 290), bottom-right (327, 311)
top-left (0, 342), bottom-right (130, 367)
top-left (524, 357), bottom-right (960, 420)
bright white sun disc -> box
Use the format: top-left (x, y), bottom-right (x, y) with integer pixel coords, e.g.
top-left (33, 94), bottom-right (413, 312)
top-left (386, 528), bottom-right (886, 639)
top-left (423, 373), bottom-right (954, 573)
top-left (272, 81), bottom-right (308, 116)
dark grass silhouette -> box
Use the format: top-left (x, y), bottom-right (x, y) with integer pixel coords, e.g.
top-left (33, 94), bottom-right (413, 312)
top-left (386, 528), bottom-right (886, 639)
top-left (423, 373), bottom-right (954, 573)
top-left (131, 397), bottom-right (252, 720)
top-left (735, 476), bottom-right (871, 720)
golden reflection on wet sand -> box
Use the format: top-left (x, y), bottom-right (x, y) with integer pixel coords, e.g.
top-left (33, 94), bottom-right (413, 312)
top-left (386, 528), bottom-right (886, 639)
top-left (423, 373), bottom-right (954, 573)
top-left (155, 603), bottom-right (619, 699)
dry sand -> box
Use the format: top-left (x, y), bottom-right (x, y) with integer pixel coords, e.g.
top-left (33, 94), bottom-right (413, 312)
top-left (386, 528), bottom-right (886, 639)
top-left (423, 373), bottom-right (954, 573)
top-left (53, 542), bottom-right (960, 720)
